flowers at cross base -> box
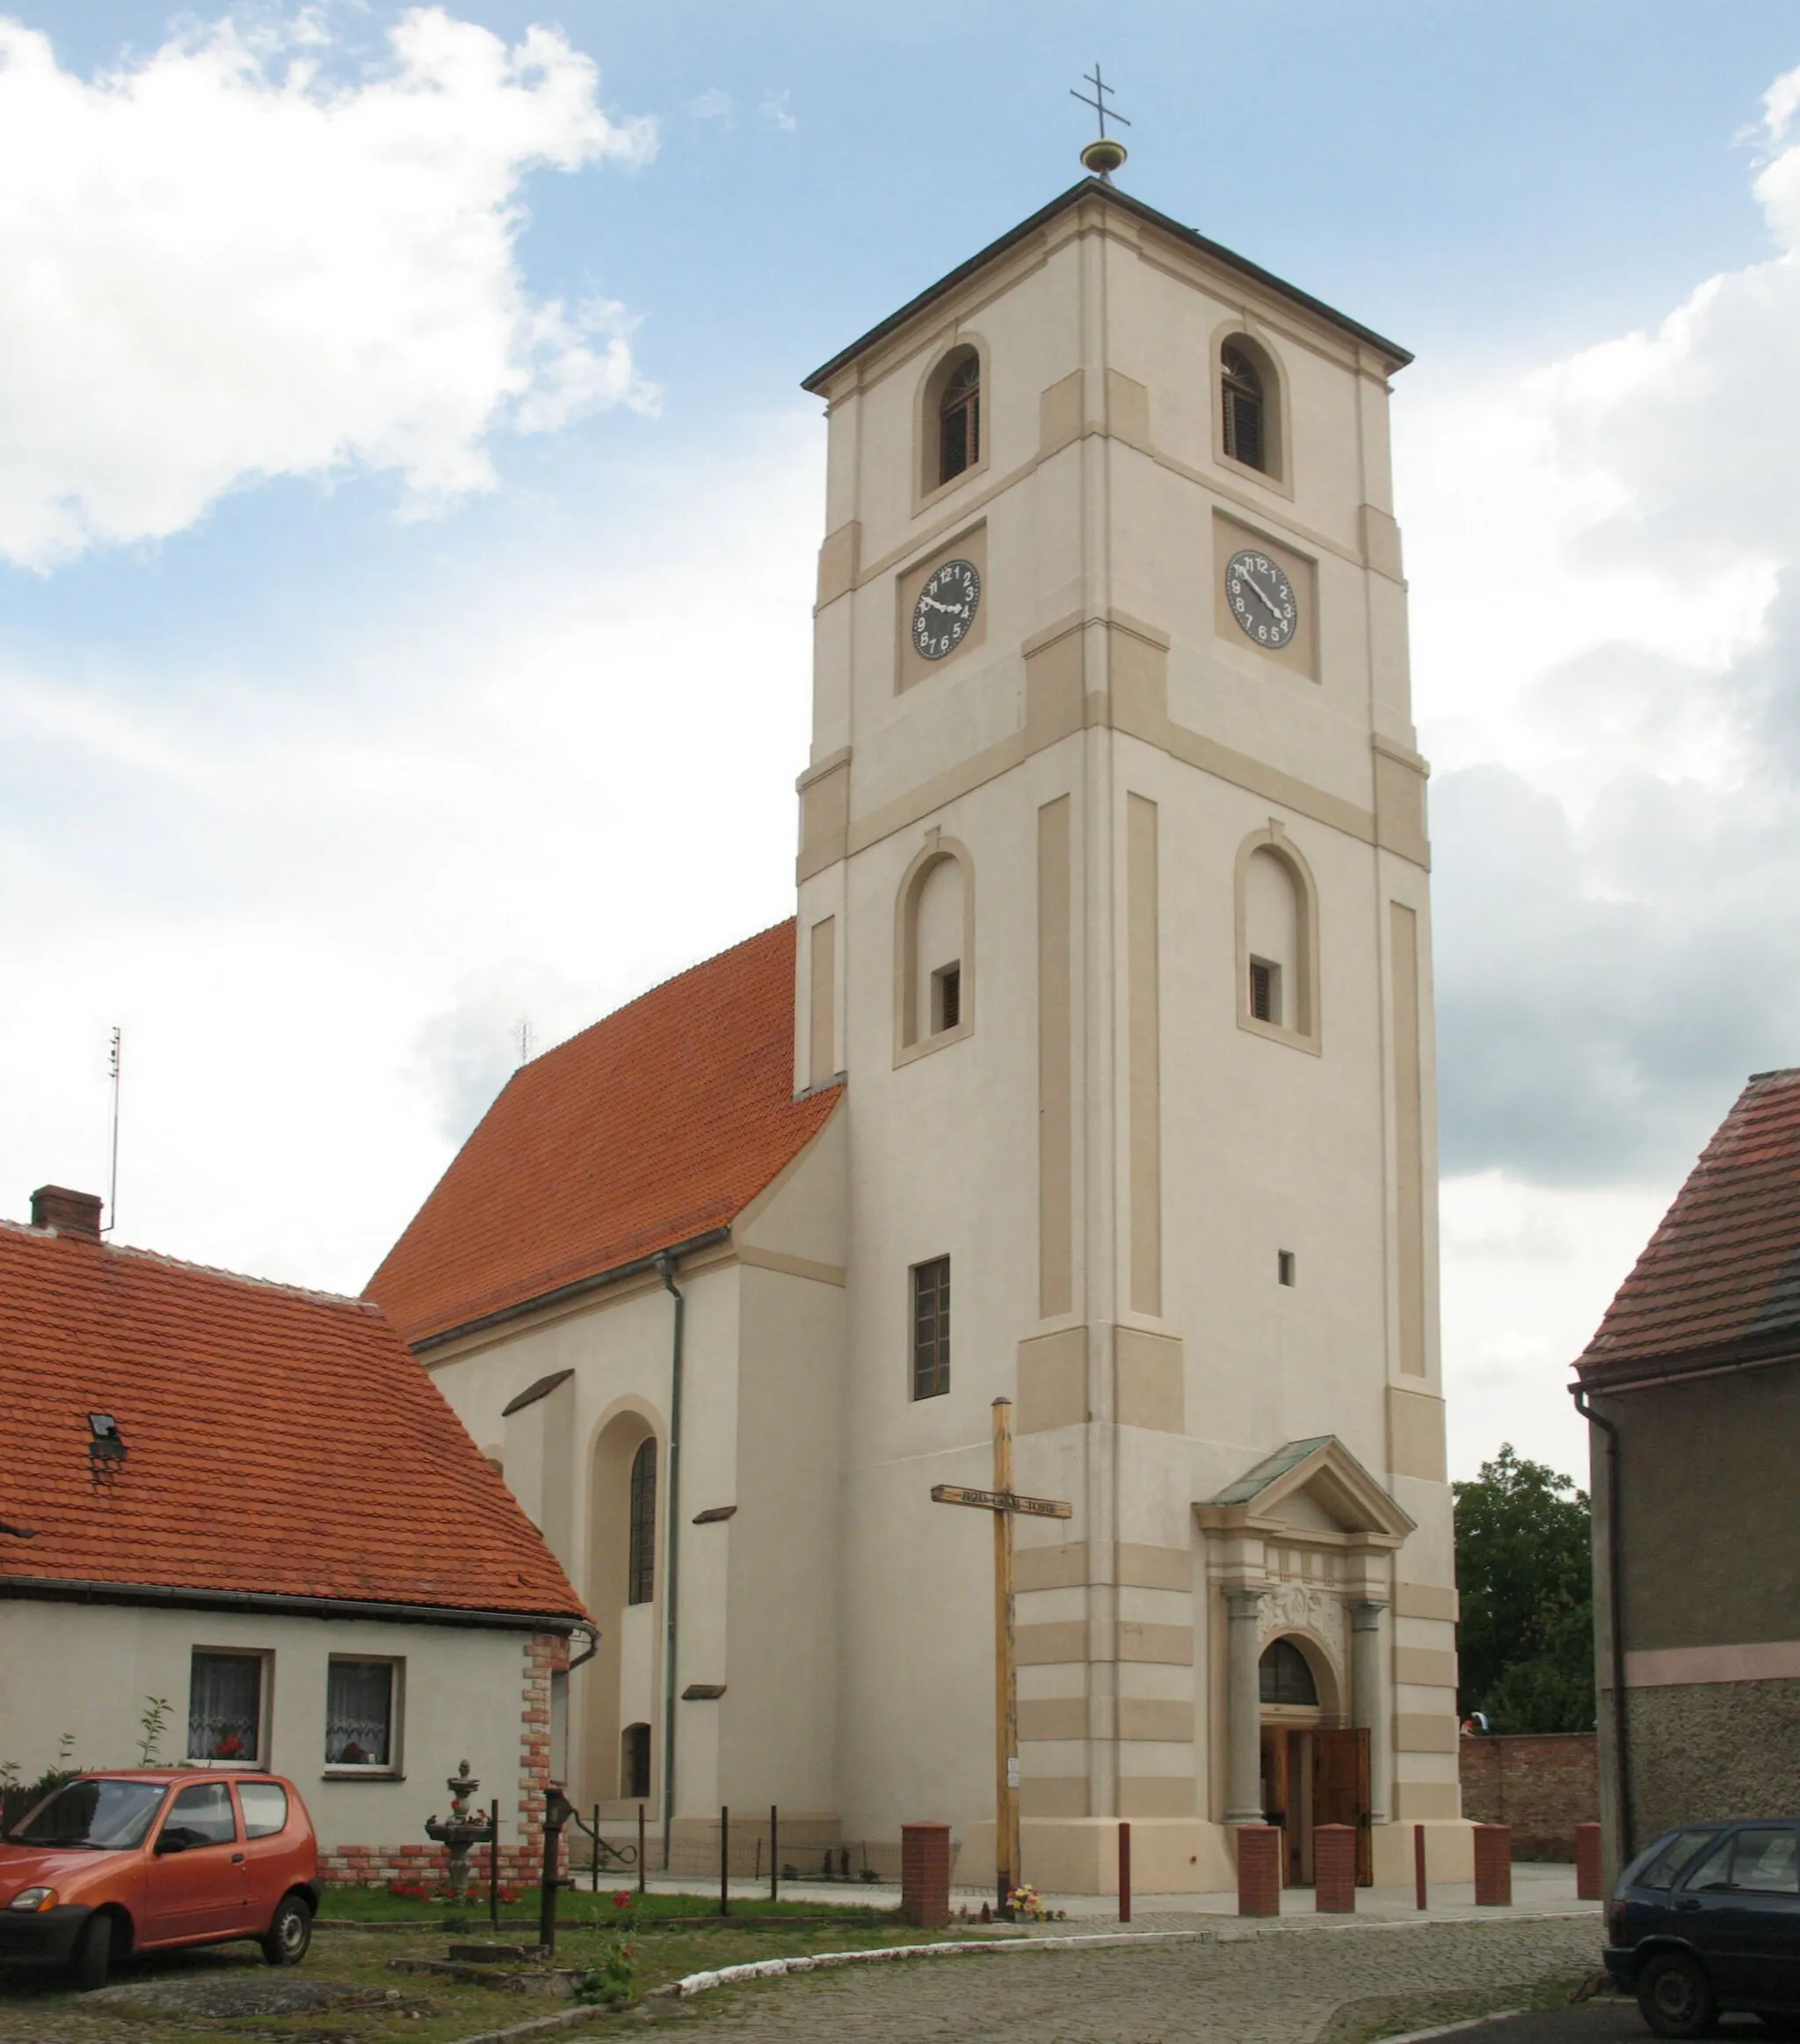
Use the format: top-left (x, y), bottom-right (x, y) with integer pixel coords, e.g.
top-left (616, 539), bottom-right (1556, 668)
top-left (1005, 1883), bottom-right (1066, 1922)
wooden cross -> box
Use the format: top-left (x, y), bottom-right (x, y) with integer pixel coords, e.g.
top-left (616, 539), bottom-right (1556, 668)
top-left (932, 1396), bottom-right (1072, 1913)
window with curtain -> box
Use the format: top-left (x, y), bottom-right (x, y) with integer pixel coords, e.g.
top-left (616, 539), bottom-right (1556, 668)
top-left (628, 1437), bottom-right (657, 1605)
top-left (325, 1659), bottom-right (396, 1766)
top-left (186, 1651), bottom-right (264, 1763)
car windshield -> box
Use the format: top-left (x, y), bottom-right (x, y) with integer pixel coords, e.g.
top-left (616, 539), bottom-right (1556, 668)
top-left (7, 1778), bottom-right (168, 1851)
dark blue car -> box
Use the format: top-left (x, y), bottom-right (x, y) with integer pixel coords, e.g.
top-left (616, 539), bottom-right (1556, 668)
top-left (1606, 1820), bottom-right (1800, 2037)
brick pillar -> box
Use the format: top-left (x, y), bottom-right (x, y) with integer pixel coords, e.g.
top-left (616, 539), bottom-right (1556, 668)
top-left (900, 1823), bottom-right (951, 1927)
top-left (1314, 1825), bottom-right (1356, 1913)
top-left (1473, 1823), bottom-right (1513, 1905)
top-left (1235, 1824), bottom-right (1281, 1917)
top-left (1575, 1822), bottom-right (1602, 1901)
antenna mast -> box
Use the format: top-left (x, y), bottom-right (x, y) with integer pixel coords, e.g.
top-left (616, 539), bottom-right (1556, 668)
top-left (105, 1026), bottom-right (121, 1235)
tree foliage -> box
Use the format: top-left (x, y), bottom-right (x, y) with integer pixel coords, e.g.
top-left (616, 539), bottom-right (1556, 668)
top-left (1452, 1444), bottom-right (1595, 1733)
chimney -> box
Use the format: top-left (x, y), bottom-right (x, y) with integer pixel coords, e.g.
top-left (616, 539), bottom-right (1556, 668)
top-left (30, 1186), bottom-right (104, 1241)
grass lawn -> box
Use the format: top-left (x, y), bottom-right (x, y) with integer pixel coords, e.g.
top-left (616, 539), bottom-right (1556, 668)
top-left (319, 1882), bottom-right (897, 1926)
top-left (0, 1906), bottom-right (1002, 2044)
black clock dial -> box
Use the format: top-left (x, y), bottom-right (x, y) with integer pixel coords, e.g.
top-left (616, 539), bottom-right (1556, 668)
top-left (911, 557), bottom-right (981, 661)
top-left (1225, 547), bottom-right (1298, 651)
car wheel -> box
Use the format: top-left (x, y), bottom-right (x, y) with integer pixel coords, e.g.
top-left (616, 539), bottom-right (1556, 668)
top-left (1637, 1952), bottom-right (1717, 2040)
top-left (260, 1893), bottom-right (312, 1968)
top-left (69, 1912), bottom-right (112, 1993)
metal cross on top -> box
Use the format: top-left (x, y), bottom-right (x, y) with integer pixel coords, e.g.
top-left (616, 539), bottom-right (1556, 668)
top-left (932, 1397), bottom-right (1072, 1913)
top-left (1070, 64), bottom-right (1131, 182)
top-left (1070, 62), bottom-right (1130, 141)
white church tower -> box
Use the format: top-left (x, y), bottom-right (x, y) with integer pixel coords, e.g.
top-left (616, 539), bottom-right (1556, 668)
top-left (374, 161), bottom-right (1470, 1897)
top-left (792, 166), bottom-right (1466, 1888)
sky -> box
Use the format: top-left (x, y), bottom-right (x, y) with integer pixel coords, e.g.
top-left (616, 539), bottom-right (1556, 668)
top-left (6, 2), bottom-right (1800, 1485)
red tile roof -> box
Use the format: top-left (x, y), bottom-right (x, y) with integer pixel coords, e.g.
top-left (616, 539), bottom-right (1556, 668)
top-left (367, 921), bottom-right (841, 1347)
top-left (0, 1222), bottom-right (584, 1622)
top-left (1579, 1068), bottom-right (1800, 1374)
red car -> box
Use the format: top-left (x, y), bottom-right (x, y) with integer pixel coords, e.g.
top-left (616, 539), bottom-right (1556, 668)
top-left (0, 1770), bottom-right (319, 1989)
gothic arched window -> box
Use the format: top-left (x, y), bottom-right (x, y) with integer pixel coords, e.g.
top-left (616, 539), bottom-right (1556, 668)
top-left (938, 351), bottom-right (981, 486)
top-left (627, 1437), bottom-right (657, 1605)
top-left (1259, 1637), bottom-right (1319, 1706)
top-left (1222, 346), bottom-right (1266, 472)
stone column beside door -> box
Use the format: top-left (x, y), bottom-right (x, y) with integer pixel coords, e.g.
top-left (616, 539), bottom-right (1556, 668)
top-left (1225, 1587), bottom-right (1267, 1824)
top-left (1350, 1600), bottom-right (1390, 1825)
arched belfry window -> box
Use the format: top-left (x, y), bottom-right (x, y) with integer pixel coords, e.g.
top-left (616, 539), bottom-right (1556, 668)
top-left (627, 1437), bottom-right (656, 1605)
top-left (938, 352), bottom-right (980, 485)
top-left (1222, 346), bottom-right (1266, 472)
top-left (1259, 1638), bottom-right (1319, 1707)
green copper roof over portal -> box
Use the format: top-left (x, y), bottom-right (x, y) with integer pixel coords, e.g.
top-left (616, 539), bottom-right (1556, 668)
top-left (1208, 1436), bottom-right (1335, 1507)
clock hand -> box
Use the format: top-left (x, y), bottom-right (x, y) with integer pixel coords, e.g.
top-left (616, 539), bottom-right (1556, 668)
top-left (1241, 577), bottom-right (1283, 622)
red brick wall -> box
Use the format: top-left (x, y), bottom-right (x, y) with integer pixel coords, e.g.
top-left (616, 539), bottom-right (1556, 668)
top-left (1459, 1732), bottom-right (1598, 1860)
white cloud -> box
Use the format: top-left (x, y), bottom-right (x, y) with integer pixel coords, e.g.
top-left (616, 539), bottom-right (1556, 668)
top-left (758, 90), bottom-right (795, 134)
top-left (1397, 76), bottom-right (1800, 1462)
top-left (0, 417), bottom-right (821, 1291)
top-left (0, 9), bottom-right (656, 570)
top-left (689, 88), bottom-right (733, 123)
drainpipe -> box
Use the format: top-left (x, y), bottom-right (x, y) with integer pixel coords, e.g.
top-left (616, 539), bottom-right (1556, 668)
top-left (1571, 1382), bottom-right (1631, 1864)
top-left (657, 1252), bottom-right (686, 1873)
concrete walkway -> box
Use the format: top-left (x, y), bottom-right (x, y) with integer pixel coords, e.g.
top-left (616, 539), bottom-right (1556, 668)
top-left (636, 1859), bottom-right (1597, 1931)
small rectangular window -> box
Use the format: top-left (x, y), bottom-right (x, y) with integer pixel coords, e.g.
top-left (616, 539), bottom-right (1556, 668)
top-left (187, 1651), bottom-right (265, 1764)
top-left (1277, 1250), bottom-right (1296, 1287)
top-left (911, 1255), bottom-right (951, 1400)
top-left (932, 963), bottom-right (962, 1034)
top-left (325, 1658), bottom-right (397, 1768)
top-left (1249, 957), bottom-right (1281, 1025)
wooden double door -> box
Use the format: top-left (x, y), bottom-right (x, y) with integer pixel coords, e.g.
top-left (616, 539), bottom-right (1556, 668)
top-left (1262, 1725), bottom-right (1371, 1887)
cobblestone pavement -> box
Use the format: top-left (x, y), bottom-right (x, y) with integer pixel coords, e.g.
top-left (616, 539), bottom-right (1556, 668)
top-left (672, 1915), bottom-right (1605, 2044)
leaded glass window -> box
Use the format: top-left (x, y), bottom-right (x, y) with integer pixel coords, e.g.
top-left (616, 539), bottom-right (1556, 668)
top-left (911, 1256), bottom-right (951, 1400)
top-left (628, 1438), bottom-right (657, 1605)
top-left (1259, 1638), bottom-right (1318, 1706)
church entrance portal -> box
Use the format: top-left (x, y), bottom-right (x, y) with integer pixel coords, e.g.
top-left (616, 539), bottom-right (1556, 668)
top-left (1258, 1638), bottom-right (1371, 1886)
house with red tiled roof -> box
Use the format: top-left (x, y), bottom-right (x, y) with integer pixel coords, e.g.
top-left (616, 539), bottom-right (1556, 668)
top-left (1574, 1067), bottom-right (1800, 1881)
top-left (0, 1184), bottom-right (590, 1883)
top-left (367, 171), bottom-right (1474, 1898)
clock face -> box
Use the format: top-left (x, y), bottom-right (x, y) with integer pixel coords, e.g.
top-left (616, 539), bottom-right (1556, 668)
top-left (1224, 547), bottom-right (1298, 651)
top-left (911, 557), bottom-right (981, 662)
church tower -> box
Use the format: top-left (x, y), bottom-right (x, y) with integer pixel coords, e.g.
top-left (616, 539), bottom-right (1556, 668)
top-left (793, 172), bottom-right (1467, 1888)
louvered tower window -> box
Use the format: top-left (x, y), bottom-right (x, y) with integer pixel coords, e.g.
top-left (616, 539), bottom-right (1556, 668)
top-left (938, 354), bottom-right (980, 484)
top-left (1222, 346), bottom-right (1267, 471)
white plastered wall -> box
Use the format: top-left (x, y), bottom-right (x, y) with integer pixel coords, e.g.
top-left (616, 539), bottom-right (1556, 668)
top-left (0, 1600), bottom-right (531, 1857)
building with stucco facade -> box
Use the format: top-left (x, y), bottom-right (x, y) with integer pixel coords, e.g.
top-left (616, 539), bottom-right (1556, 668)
top-left (370, 172), bottom-right (1470, 1893)
top-left (0, 1183), bottom-right (588, 1884)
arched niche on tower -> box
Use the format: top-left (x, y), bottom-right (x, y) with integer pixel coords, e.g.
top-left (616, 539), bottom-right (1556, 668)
top-left (1235, 821), bottom-right (1320, 1053)
top-left (894, 830), bottom-right (975, 1065)
top-left (1210, 323), bottom-right (1291, 495)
